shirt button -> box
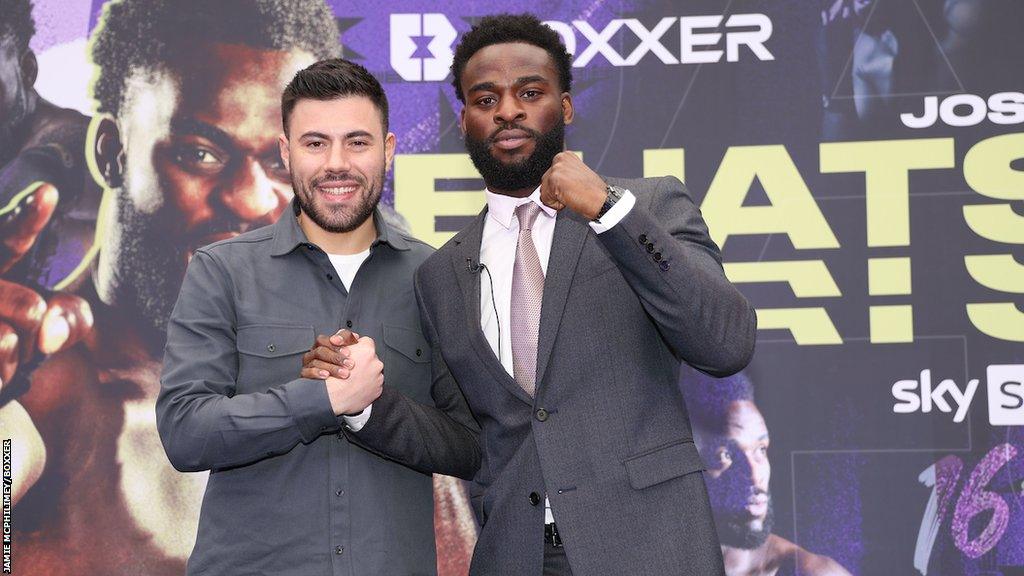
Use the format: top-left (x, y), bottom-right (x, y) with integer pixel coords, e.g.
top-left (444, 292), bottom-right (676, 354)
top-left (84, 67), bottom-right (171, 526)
top-left (415, 348), bottom-right (422, 357)
top-left (346, 320), bottom-right (353, 328)
top-left (638, 234), bottom-right (647, 244)
top-left (529, 492), bottom-right (541, 506)
top-left (535, 408), bottom-right (549, 422)
top-left (335, 545), bottom-right (344, 555)
top-left (266, 343), bottom-right (276, 353)
top-left (336, 489), bottom-right (345, 497)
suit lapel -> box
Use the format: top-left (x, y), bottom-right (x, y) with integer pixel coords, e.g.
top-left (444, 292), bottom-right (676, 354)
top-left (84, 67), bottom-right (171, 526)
top-left (450, 209), bottom-right (533, 406)
top-left (535, 209), bottom-right (590, 390)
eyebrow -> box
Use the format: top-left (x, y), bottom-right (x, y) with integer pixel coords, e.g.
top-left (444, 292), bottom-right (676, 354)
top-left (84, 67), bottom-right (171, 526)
top-left (297, 130), bottom-right (376, 141)
top-left (468, 75), bottom-right (550, 93)
top-left (170, 118), bottom-right (236, 151)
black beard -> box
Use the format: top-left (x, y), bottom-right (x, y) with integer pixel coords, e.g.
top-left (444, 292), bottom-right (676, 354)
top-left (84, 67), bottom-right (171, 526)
top-left (106, 186), bottom-right (187, 347)
top-left (293, 169), bottom-right (383, 234)
top-left (714, 498), bottom-right (775, 550)
top-left (465, 120), bottom-right (565, 193)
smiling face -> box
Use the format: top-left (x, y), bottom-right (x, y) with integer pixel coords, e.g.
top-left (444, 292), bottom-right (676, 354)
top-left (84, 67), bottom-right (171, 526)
top-left (279, 95), bottom-right (394, 237)
top-left (98, 43), bottom-right (314, 337)
top-left (458, 42), bottom-right (572, 196)
top-left (699, 399), bottom-right (774, 549)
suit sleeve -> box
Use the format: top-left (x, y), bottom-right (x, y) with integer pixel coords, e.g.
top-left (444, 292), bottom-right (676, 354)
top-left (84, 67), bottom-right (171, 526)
top-left (346, 269), bottom-right (481, 480)
top-left (596, 176), bottom-right (756, 376)
top-left (156, 250), bottom-right (339, 472)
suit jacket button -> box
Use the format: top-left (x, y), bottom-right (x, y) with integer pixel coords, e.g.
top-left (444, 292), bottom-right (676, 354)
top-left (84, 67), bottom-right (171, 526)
top-left (535, 408), bottom-right (549, 422)
top-left (659, 261), bottom-right (670, 271)
top-left (646, 242), bottom-right (655, 253)
top-left (653, 252), bottom-right (662, 262)
top-left (638, 233), bottom-right (648, 244)
top-left (529, 492), bottom-right (541, 506)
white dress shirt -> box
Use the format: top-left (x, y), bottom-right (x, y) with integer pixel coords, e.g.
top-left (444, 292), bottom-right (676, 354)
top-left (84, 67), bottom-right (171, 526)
top-left (479, 186), bottom-right (635, 524)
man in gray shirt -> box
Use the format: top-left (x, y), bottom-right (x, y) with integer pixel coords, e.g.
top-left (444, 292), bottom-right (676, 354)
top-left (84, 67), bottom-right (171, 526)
top-left (157, 59), bottom-right (479, 575)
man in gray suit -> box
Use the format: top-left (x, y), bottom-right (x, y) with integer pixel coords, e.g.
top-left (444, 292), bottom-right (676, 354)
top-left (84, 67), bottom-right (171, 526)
top-left (305, 13), bottom-right (755, 576)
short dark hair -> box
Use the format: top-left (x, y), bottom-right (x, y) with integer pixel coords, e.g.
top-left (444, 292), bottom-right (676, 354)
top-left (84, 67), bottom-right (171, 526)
top-left (451, 13), bottom-right (573, 103)
top-left (0, 0), bottom-right (35, 54)
top-left (90, 0), bottom-right (342, 117)
top-left (280, 58), bottom-right (389, 136)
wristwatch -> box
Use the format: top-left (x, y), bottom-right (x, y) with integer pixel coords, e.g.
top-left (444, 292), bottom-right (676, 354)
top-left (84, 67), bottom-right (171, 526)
top-left (594, 184), bottom-right (626, 221)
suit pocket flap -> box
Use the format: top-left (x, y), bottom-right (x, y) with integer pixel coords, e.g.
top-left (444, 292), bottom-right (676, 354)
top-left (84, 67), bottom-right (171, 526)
top-left (237, 324), bottom-right (313, 358)
top-left (624, 439), bottom-right (705, 490)
top-left (383, 324), bottom-right (430, 364)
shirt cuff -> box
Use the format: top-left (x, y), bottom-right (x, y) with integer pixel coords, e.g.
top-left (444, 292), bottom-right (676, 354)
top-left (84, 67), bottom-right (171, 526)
top-left (589, 190), bottom-right (636, 234)
top-left (342, 404), bottom-right (373, 432)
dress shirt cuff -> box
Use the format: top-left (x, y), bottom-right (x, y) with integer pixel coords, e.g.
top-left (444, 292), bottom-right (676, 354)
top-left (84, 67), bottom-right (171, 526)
top-left (287, 378), bottom-right (342, 442)
top-left (589, 190), bottom-right (636, 234)
top-left (342, 404), bottom-right (373, 432)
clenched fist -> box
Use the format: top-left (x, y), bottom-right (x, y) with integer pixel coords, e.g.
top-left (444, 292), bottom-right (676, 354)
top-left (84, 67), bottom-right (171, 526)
top-left (324, 335), bottom-right (383, 416)
top-left (539, 152), bottom-right (607, 220)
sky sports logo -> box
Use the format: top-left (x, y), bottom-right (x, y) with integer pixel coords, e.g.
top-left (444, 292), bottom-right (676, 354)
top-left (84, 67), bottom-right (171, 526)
top-left (892, 365), bottom-right (1024, 425)
top-left (389, 13), bottom-right (774, 82)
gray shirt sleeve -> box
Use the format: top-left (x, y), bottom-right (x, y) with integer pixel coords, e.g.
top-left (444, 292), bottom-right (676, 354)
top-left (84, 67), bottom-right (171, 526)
top-left (156, 249), bottom-right (339, 472)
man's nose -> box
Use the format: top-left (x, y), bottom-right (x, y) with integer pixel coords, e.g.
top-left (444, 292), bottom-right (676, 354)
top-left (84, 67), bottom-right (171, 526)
top-left (494, 95), bottom-right (526, 125)
top-left (218, 158), bottom-right (285, 223)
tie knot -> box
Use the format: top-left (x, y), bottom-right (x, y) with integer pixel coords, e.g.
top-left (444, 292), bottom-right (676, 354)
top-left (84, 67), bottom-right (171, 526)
top-left (515, 202), bottom-right (543, 231)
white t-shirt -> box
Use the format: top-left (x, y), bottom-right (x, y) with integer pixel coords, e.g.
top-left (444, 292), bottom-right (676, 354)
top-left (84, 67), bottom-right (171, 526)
top-left (326, 249), bottom-right (371, 292)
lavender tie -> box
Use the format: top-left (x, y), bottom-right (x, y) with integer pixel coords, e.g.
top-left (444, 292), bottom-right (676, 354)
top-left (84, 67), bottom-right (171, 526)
top-left (510, 203), bottom-right (545, 397)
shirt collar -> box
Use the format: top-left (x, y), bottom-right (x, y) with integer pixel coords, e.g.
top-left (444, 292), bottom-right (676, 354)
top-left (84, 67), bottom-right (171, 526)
top-left (270, 199), bottom-right (410, 256)
top-left (485, 186), bottom-right (557, 230)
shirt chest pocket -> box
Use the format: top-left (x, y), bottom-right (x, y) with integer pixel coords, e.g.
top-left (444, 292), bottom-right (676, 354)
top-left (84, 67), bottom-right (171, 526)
top-left (236, 324), bottom-right (314, 393)
top-left (381, 324), bottom-right (431, 404)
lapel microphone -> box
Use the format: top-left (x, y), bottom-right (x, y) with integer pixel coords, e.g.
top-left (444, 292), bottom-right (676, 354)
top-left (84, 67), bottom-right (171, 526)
top-left (465, 258), bottom-right (502, 363)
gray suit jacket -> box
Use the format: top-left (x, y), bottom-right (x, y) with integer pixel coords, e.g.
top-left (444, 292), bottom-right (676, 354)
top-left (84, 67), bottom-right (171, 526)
top-left (355, 176), bottom-right (756, 575)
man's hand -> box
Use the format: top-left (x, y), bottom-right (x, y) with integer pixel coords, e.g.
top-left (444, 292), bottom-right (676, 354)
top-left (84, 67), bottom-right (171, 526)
top-left (301, 329), bottom-right (358, 380)
top-left (0, 183), bottom-right (93, 385)
top-left (325, 336), bottom-right (383, 416)
top-left (539, 151), bottom-right (607, 219)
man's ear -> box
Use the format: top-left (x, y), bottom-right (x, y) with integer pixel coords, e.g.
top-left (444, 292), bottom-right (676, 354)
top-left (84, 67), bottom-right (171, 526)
top-left (384, 131), bottom-right (396, 173)
top-left (278, 133), bottom-right (290, 173)
top-left (92, 116), bottom-right (125, 188)
top-left (20, 50), bottom-right (37, 88)
top-left (561, 93), bottom-right (574, 126)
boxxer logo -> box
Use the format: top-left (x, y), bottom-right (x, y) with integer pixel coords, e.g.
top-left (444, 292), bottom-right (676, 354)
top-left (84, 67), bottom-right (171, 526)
top-left (390, 14), bottom-right (458, 82)
top-left (543, 14), bottom-right (774, 67)
top-left (389, 13), bottom-right (775, 82)
top-left (892, 365), bottom-right (1024, 425)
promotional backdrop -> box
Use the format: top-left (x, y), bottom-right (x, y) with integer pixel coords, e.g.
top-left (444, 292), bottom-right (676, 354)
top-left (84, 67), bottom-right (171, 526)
top-left (1, 1), bottom-right (1022, 574)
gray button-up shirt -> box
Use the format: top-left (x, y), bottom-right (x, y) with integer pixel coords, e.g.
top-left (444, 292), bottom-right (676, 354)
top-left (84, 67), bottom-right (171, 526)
top-left (158, 206), bottom-right (439, 575)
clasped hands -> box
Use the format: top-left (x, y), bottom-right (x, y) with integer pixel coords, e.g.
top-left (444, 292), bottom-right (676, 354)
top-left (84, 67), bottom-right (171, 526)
top-left (301, 329), bottom-right (382, 417)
